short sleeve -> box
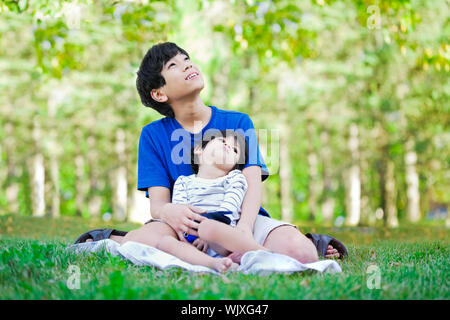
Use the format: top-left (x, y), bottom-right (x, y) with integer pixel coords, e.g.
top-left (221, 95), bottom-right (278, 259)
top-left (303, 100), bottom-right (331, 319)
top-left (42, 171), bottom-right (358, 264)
top-left (171, 176), bottom-right (189, 204)
top-left (223, 169), bottom-right (248, 191)
top-left (236, 114), bottom-right (270, 182)
top-left (137, 126), bottom-right (171, 195)
top-left (218, 170), bottom-right (248, 213)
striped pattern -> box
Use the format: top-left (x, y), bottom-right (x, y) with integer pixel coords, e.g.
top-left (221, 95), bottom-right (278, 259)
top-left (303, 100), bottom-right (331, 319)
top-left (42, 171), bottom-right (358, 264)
top-left (171, 169), bottom-right (248, 226)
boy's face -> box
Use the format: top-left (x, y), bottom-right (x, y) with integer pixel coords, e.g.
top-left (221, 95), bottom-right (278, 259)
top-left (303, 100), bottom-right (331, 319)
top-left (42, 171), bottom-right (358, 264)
top-left (195, 136), bottom-right (241, 172)
top-left (152, 53), bottom-right (204, 103)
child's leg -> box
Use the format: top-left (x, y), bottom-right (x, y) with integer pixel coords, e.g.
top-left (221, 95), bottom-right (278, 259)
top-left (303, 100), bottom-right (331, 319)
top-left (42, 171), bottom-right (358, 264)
top-left (156, 235), bottom-right (237, 273)
top-left (197, 219), bottom-right (269, 254)
top-left (121, 220), bottom-right (176, 247)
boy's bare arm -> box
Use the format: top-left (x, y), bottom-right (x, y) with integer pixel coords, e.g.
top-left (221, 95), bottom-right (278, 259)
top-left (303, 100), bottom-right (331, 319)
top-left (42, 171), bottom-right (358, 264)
top-left (148, 186), bottom-right (207, 240)
top-left (238, 165), bottom-right (262, 234)
top-left (148, 186), bottom-right (171, 219)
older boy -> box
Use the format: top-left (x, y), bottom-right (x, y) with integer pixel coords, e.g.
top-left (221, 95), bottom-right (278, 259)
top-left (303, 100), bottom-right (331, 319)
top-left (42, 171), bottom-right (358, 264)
top-left (75, 42), bottom-right (344, 261)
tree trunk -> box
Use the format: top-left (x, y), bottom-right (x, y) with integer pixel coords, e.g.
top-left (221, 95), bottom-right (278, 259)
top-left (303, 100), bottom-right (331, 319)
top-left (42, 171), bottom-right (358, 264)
top-left (49, 155), bottom-right (60, 218)
top-left (47, 92), bottom-right (61, 218)
top-left (306, 122), bottom-right (321, 220)
top-left (279, 112), bottom-right (293, 222)
top-left (4, 121), bottom-right (20, 214)
top-left (74, 126), bottom-right (85, 216)
top-left (87, 134), bottom-right (101, 218)
top-left (113, 129), bottom-right (127, 221)
top-left (405, 138), bottom-right (420, 223)
top-left (346, 123), bottom-right (361, 226)
top-left (384, 158), bottom-right (399, 228)
top-left (319, 128), bottom-right (335, 223)
top-left (377, 125), bottom-right (399, 228)
top-left (30, 118), bottom-right (45, 217)
top-left (360, 155), bottom-right (375, 226)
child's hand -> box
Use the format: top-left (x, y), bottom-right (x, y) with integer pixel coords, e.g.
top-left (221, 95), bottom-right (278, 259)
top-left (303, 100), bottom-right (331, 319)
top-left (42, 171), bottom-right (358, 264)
top-left (192, 238), bottom-right (208, 253)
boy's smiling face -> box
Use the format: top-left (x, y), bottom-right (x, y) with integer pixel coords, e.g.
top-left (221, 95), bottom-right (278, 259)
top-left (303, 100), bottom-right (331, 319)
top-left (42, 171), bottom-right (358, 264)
top-left (151, 53), bottom-right (204, 103)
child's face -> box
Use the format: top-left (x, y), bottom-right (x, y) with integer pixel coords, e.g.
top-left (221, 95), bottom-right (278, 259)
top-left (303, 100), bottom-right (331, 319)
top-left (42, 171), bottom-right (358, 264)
top-left (156, 53), bottom-right (204, 102)
top-left (196, 135), bottom-right (241, 172)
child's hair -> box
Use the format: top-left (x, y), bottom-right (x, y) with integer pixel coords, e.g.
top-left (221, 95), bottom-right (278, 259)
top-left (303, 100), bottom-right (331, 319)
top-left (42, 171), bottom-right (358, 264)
top-left (190, 129), bottom-right (249, 174)
top-left (136, 42), bottom-right (190, 118)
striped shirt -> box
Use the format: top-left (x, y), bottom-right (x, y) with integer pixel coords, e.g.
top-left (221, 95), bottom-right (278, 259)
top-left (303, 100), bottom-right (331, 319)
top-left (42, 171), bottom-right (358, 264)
top-left (171, 169), bottom-right (248, 226)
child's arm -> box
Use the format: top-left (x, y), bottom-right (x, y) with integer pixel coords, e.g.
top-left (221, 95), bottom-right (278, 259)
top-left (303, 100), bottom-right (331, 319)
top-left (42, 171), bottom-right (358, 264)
top-left (217, 170), bottom-right (248, 214)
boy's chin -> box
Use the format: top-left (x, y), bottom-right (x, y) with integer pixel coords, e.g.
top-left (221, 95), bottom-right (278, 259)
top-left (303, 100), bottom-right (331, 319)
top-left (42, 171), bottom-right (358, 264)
top-left (214, 163), bottom-right (236, 173)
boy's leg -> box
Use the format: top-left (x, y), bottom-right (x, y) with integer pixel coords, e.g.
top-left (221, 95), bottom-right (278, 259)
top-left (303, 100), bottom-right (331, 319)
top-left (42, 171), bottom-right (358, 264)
top-left (157, 235), bottom-right (237, 272)
top-left (197, 219), bottom-right (268, 254)
top-left (262, 225), bottom-right (319, 264)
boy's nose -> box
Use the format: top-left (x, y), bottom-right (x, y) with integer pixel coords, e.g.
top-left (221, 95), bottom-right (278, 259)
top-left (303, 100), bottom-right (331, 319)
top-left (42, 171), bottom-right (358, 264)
top-left (224, 142), bottom-right (233, 152)
top-left (184, 63), bottom-right (193, 71)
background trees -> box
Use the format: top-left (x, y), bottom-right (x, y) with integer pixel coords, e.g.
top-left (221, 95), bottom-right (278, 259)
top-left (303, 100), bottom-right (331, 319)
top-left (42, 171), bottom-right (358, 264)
top-left (0, 0), bottom-right (448, 227)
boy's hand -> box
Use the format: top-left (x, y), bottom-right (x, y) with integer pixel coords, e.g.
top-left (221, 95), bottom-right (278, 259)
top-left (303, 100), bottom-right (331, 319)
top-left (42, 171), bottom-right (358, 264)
top-left (160, 203), bottom-right (207, 242)
top-left (192, 238), bottom-right (209, 253)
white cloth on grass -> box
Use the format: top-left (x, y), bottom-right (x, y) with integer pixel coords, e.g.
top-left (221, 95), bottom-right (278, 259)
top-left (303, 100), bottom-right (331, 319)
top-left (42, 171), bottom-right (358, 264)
top-left (67, 239), bottom-right (342, 275)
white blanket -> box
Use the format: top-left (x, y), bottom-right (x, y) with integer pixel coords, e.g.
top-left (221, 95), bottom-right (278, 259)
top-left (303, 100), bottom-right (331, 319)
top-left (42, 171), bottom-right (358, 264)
top-left (67, 239), bottom-right (342, 275)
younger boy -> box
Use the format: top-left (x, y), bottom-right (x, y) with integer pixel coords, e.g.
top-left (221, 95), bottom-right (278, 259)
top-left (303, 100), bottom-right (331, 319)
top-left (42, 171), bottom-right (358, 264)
top-left (155, 129), bottom-right (270, 272)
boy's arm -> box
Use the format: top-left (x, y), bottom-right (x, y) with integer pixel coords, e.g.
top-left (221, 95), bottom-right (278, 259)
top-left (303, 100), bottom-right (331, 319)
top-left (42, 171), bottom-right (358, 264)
top-left (149, 186), bottom-right (207, 242)
top-left (237, 165), bottom-right (262, 235)
top-left (148, 186), bottom-right (171, 219)
top-left (149, 177), bottom-right (189, 219)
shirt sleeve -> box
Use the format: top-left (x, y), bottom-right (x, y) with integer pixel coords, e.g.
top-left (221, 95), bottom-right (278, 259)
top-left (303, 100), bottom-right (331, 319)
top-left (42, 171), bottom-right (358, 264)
top-left (217, 170), bottom-right (248, 213)
top-left (137, 126), bottom-right (171, 195)
top-left (171, 176), bottom-right (189, 204)
top-left (237, 114), bottom-right (270, 182)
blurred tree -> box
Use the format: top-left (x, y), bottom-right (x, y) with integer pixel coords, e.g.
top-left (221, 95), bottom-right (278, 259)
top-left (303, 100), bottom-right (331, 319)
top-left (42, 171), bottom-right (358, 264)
top-left (0, 0), bottom-right (447, 228)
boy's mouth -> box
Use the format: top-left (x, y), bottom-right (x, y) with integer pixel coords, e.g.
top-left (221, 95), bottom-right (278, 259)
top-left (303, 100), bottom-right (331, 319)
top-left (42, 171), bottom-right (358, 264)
top-left (223, 145), bottom-right (232, 154)
top-left (185, 72), bottom-right (199, 80)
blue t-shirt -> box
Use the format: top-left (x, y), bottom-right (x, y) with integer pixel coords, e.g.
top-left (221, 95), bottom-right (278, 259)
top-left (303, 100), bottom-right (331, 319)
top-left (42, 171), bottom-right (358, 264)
top-left (137, 105), bottom-right (270, 217)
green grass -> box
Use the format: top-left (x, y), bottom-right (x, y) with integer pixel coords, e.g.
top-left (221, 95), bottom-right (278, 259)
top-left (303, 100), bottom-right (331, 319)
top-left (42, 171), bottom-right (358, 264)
top-left (0, 215), bottom-right (449, 299)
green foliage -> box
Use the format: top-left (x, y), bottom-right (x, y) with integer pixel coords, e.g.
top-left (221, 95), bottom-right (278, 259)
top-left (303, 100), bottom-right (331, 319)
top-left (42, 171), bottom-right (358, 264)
top-left (0, 0), bottom-right (448, 224)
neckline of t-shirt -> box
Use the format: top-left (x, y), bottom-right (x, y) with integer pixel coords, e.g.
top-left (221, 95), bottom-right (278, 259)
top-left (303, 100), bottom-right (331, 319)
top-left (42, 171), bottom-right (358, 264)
top-left (172, 105), bottom-right (216, 136)
top-left (191, 173), bottom-right (227, 183)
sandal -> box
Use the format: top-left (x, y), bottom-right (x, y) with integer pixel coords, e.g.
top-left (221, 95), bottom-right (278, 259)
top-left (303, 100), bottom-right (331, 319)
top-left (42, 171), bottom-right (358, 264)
top-left (74, 228), bottom-right (128, 244)
top-left (305, 233), bottom-right (348, 259)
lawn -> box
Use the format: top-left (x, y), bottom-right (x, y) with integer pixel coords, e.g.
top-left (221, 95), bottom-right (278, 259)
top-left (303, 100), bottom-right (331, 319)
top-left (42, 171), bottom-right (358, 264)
top-left (0, 215), bottom-right (448, 300)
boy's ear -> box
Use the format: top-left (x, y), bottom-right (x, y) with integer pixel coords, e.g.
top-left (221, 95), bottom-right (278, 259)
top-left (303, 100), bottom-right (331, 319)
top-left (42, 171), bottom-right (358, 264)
top-left (150, 88), bottom-right (168, 103)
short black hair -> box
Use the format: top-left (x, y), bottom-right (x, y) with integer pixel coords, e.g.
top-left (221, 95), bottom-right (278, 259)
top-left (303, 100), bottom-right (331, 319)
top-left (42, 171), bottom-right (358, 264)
top-left (190, 130), bottom-right (249, 174)
top-left (136, 42), bottom-right (190, 118)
